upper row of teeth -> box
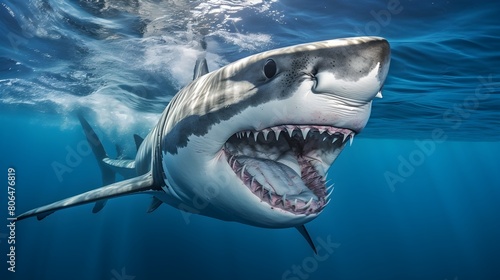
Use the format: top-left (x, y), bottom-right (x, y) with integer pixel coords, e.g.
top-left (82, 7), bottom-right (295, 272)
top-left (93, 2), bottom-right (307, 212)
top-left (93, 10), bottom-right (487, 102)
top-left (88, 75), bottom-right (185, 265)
top-left (234, 126), bottom-right (356, 146)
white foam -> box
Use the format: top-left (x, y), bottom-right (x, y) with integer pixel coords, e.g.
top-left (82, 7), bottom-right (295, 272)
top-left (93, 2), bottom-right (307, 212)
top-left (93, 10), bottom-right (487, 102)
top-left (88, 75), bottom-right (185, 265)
top-left (142, 37), bottom-right (210, 88)
top-left (0, 77), bottom-right (159, 140)
top-left (210, 30), bottom-right (272, 51)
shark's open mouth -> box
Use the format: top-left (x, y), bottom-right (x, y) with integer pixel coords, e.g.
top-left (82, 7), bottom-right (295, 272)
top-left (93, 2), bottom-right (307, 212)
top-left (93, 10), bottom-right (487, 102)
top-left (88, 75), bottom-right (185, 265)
top-left (223, 125), bottom-right (355, 215)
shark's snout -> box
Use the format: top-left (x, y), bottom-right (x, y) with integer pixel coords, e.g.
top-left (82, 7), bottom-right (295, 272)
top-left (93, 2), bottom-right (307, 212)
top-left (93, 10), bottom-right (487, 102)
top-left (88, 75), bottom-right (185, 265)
top-left (313, 37), bottom-right (391, 102)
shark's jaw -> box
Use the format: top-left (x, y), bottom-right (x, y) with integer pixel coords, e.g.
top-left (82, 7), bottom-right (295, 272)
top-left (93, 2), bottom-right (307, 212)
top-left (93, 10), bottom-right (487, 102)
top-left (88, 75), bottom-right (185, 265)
top-left (224, 125), bottom-right (353, 215)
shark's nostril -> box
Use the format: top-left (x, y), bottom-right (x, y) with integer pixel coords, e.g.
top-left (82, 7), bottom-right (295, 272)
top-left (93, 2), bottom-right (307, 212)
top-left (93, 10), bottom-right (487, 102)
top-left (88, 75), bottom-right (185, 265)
top-left (311, 67), bottom-right (318, 76)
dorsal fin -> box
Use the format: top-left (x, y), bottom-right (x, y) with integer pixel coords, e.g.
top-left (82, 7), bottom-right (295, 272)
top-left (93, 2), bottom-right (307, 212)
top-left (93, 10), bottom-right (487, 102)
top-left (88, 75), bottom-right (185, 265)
top-left (193, 57), bottom-right (209, 80)
top-left (77, 113), bottom-right (115, 185)
top-left (133, 134), bottom-right (144, 151)
top-left (115, 144), bottom-right (125, 159)
top-left (295, 225), bottom-right (317, 254)
top-left (77, 113), bottom-right (116, 213)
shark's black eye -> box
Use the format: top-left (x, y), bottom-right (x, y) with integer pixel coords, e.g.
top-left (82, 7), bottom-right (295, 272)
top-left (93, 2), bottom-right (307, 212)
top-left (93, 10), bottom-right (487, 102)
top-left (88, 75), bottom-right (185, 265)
top-left (263, 59), bottom-right (277, 79)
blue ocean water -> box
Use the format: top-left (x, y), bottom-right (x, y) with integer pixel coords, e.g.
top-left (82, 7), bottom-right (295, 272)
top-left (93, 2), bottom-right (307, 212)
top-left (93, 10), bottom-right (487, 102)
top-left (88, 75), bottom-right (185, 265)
top-left (0, 0), bottom-right (499, 279)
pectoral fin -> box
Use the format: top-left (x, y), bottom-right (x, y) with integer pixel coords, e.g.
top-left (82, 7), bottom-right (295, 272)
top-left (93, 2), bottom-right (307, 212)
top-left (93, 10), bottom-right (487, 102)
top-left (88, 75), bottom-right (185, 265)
top-left (16, 172), bottom-right (158, 221)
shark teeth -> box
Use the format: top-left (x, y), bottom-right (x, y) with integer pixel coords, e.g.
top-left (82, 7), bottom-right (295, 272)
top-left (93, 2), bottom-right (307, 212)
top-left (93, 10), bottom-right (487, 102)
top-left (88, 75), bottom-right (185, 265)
top-left (301, 127), bottom-right (310, 140)
top-left (323, 199), bottom-right (331, 208)
top-left (325, 187), bottom-right (334, 200)
top-left (297, 198), bottom-right (313, 210)
top-left (223, 124), bottom-right (353, 215)
top-left (232, 125), bottom-right (355, 145)
top-left (240, 164), bottom-right (246, 177)
top-left (262, 130), bottom-right (270, 141)
top-left (271, 127), bottom-right (281, 141)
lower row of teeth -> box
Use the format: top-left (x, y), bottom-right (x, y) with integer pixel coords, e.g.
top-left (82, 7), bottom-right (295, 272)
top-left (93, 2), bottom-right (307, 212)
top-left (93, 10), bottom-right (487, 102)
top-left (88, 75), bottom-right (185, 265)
top-left (227, 154), bottom-right (327, 214)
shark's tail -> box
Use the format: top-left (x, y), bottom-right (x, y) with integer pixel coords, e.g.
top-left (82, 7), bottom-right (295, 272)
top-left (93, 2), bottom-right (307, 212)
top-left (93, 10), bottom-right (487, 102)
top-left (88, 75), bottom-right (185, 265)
top-left (16, 115), bottom-right (160, 221)
top-left (77, 113), bottom-right (116, 213)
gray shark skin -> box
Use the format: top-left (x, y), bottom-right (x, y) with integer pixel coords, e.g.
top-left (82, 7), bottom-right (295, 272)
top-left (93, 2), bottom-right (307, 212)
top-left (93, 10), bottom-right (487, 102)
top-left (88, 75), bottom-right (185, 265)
top-left (17, 37), bottom-right (390, 251)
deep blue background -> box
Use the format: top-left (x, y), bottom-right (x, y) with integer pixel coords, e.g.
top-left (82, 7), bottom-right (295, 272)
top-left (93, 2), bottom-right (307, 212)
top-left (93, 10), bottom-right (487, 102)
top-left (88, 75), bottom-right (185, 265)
top-left (1, 0), bottom-right (499, 279)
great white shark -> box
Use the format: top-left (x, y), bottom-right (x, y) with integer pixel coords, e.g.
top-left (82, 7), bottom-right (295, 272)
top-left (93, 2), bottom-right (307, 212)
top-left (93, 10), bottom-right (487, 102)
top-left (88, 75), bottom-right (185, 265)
top-left (17, 36), bottom-right (390, 252)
